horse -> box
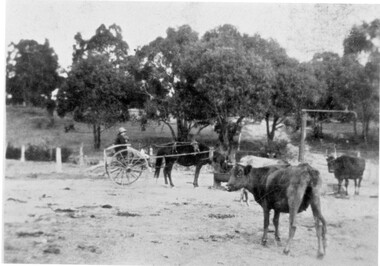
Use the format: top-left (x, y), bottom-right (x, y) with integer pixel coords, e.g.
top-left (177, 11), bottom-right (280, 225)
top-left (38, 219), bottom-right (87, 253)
top-left (154, 142), bottom-right (214, 187)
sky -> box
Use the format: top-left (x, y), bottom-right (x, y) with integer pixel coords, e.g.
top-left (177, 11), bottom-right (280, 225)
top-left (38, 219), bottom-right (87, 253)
top-left (4, 1), bottom-right (380, 71)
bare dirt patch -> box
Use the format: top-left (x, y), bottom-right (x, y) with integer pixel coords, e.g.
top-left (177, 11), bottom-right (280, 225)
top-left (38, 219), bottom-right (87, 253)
top-left (3, 157), bottom-right (378, 265)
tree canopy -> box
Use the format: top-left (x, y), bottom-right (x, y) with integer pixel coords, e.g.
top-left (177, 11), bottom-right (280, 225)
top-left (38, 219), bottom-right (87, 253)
top-left (7, 20), bottom-right (379, 152)
top-left (6, 39), bottom-right (61, 106)
top-left (342, 19), bottom-right (379, 141)
top-left (57, 24), bottom-right (140, 149)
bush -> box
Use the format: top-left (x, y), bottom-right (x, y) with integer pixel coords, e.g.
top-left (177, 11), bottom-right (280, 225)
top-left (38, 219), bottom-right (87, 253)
top-left (24, 144), bottom-right (73, 162)
top-left (25, 145), bottom-right (52, 161)
top-left (6, 143), bottom-right (21, 159)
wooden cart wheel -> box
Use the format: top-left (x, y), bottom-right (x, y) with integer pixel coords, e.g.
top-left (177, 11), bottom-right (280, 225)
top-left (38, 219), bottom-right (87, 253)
top-left (105, 147), bottom-right (148, 186)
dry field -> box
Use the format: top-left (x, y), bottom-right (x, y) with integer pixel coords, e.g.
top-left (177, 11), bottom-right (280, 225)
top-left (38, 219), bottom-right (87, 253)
top-left (3, 152), bottom-right (379, 265)
top-left (4, 106), bottom-right (379, 265)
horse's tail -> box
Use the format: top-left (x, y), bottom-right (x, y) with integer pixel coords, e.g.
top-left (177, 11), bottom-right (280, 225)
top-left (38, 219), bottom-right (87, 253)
top-left (154, 150), bottom-right (165, 179)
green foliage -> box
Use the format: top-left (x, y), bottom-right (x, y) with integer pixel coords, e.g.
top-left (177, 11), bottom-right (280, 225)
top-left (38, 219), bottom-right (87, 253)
top-left (135, 25), bottom-right (201, 141)
top-left (5, 143), bottom-right (21, 160)
top-left (185, 27), bottom-right (276, 147)
top-left (57, 24), bottom-right (140, 149)
top-left (343, 19), bottom-right (380, 55)
top-left (6, 39), bottom-right (61, 106)
top-left (25, 144), bottom-right (51, 161)
top-left (243, 34), bottom-right (324, 142)
top-left (24, 144), bottom-right (72, 162)
top-left (72, 24), bottom-right (129, 65)
top-left (57, 54), bottom-right (132, 125)
top-left (342, 19), bottom-right (379, 141)
top-left (136, 23), bottom-right (323, 147)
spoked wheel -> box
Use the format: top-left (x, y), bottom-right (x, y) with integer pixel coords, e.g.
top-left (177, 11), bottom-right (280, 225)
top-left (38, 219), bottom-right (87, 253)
top-left (105, 148), bottom-right (148, 186)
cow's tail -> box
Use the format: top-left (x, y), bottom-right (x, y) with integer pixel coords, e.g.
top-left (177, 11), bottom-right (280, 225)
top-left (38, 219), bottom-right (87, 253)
top-left (300, 163), bottom-right (322, 187)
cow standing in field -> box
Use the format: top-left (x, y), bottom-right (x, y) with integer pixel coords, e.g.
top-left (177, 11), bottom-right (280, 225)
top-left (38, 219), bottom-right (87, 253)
top-left (326, 155), bottom-right (366, 195)
top-left (226, 163), bottom-right (327, 258)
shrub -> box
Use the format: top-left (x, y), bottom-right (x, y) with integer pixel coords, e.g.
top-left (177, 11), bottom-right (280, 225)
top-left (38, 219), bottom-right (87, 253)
top-left (24, 145), bottom-right (72, 162)
top-left (6, 143), bottom-right (21, 159)
top-left (25, 145), bottom-right (51, 161)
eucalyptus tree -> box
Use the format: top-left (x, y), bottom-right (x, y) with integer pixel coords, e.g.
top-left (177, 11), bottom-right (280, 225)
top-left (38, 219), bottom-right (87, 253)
top-left (57, 24), bottom-right (139, 149)
top-left (133, 25), bottom-right (202, 141)
top-left (187, 25), bottom-right (275, 149)
top-left (243, 34), bottom-right (323, 142)
top-left (343, 19), bottom-right (380, 141)
top-left (6, 39), bottom-right (61, 106)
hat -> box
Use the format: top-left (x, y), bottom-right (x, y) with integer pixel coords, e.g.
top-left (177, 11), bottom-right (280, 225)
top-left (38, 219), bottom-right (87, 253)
top-left (118, 127), bottom-right (127, 134)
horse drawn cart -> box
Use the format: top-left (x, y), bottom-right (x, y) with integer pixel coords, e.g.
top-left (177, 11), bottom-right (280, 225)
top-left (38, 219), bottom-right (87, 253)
top-left (103, 142), bottom-right (213, 187)
top-left (103, 144), bottom-right (151, 186)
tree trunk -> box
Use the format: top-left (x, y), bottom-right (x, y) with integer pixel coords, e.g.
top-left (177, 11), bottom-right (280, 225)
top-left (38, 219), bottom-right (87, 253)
top-left (221, 123), bottom-right (231, 152)
top-left (363, 117), bottom-right (370, 144)
top-left (352, 118), bottom-right (357, 137)
top-left (265, 114), bottom-right (278, 142)
top-left (162, 120), bottom-right (177, 141)
top-left (93, 124), bottom-right (101, 150)
top-left (216, 116), bottom-right (244, 153)
top-left (177, 118), bottom-right (190, 142)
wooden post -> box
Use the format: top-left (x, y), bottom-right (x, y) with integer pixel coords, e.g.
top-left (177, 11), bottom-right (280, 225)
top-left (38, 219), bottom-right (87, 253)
top-left (237, 132), bottom-right (242, 151)
top-left (298, 111), bottom-right (307, 163)
top-left (79, 143), bottom-right (84, 166)
top-left (21, 145), bottom-right (25, 162)
top-left (149, 146), bottom-right (154, 165)
top-left (56, 147), bottom-right (62, 173)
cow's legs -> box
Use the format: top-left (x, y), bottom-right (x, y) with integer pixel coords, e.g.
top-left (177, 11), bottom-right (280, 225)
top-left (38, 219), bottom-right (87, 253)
top-left (261, 203), bottom-right (270, 246)
top-left (310, 190), bottom-right (327, 259)
top-left (353, 178), bottom-right (358, 195)
top-left (344, 179), bottom-right (349, 196)
top-left (193, 164), bottom-right (202, 187)
top-left (283, 188), bottom-right (304, 255)
top-left (337, 178), bottom-right (343, 194)
top-left (273, 210), bottom-right (281, 242)
top-left (357, 177), bottom-right (362, 195)
top-left (163, 165), bottom-right (169, 185)
top-left (164, 163), bottom-right (175, 187)
top-left (167, 163), bottom-right (175, 187)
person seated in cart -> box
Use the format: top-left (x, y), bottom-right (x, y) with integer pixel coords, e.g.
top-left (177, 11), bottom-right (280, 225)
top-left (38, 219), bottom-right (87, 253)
top-left (114, 127), bottom-right (130, 154)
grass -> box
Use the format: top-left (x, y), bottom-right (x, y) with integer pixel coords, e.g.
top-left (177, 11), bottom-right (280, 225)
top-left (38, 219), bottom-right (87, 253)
top-left (5, 105), bottom-right (379, 160)
top-left (5, 106), bottom-right (219, 159)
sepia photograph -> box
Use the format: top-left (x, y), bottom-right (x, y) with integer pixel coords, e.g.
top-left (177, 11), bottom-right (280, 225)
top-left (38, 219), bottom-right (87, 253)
top-left (3, 0), bottom-right (380, 265)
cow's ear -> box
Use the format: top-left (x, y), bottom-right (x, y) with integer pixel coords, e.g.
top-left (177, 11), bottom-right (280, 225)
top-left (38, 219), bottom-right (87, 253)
top-left (244, 165), bottom-right (252, 176)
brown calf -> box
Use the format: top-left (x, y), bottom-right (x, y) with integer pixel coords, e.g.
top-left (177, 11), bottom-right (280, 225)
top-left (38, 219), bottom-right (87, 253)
top-left (226, 163), bottom-right (327, 258)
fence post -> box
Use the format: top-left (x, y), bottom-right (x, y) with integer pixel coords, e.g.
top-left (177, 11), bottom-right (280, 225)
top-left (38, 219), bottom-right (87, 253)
top-left (56, 147), bottom-right (62, 173)
top-left (237, 132), bottom-right (242, 151)
top-left (21, 145), bottom-right (25, 162)
top-left (79, 143), bottom-right (84, 166)
top-left (298, 111), bottom-right (307, 163)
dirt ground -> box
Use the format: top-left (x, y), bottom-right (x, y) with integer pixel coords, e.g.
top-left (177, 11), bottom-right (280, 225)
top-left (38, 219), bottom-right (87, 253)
top-left (3, 154), bottom-right (379, 265)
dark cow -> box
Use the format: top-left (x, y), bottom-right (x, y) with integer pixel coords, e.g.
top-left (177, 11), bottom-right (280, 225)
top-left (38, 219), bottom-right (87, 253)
top-left (326, 155), bottom-right (366, 195)
top-left (154, 142), bottom-right (212, 187)
top-left (226, 163), bottom-right (327, 258)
